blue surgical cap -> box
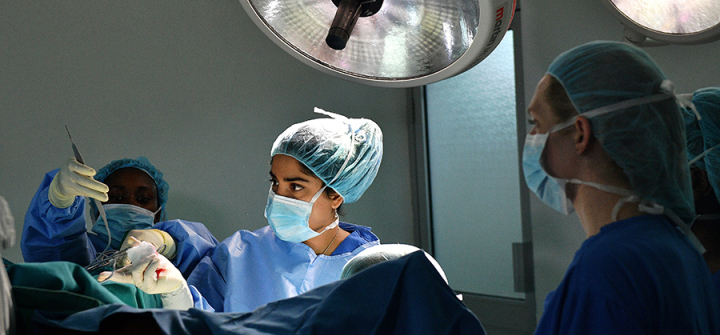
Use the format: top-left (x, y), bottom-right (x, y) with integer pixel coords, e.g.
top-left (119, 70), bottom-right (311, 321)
top-left (271, 108), bottom-right (383, 204)
top-left (684, 87), bottom-right (720, 203)
top-left (547, 41), bottom-right (694, 224)
top-left (92, 157), bottom-right (169, 220)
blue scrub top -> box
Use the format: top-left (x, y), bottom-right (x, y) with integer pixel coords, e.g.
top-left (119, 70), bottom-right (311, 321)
top-left (21, 169), bottom-right (218, 277)
top-left (187, 222), bottom-right (380, 313)
top-left (535, 214), bottom-right (720, 335)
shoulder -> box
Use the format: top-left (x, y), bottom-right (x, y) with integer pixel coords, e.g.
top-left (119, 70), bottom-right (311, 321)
top-left (154, 219), bottom-right (218, 241)
top-left (339, 222), bottom-right (379, 243)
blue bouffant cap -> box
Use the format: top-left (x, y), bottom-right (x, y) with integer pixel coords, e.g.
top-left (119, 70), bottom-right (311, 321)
top-left (92, 157), bottom-right (169, 220)
top-left (683, 87), bottom-right (720, 203)
top-left (547, 41), bottom-right (694, 224)
top-left (271, 108), bottom-right (383, 204)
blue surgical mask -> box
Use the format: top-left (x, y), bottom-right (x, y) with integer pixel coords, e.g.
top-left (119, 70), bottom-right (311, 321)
top-left (264, 187), bottom-right (339, 243)
top-left (522, 126), bottom-right (576, 215)
top-left (90, 204), bottom-right (159, 250)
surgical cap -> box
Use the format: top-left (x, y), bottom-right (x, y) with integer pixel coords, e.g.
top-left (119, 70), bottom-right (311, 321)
top-left (684, 87), bottom-right (720, 202)
top-left (92, 157), bottom-right (169, 220)
top-left (271, 108), bottom-right (383, 204)
top-left (547, 41), bottom-right (694, 224)
top-left (341, 244), bottom-right (447, 283)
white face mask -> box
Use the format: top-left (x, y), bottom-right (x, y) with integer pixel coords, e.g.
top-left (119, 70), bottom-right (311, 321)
top-left (264, 187), bottom-right (339, 243)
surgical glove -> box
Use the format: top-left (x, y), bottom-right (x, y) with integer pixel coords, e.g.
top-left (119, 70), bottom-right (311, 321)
top-left (98, 252), bottom-right (193, 310)
top-left (122, 229), bottom-right (177, 260)
top-left (48, 158), bottom-right (109, 208)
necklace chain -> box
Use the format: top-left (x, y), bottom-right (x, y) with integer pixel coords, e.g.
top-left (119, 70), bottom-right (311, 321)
top-left (319, 227), bottom-right (339, 256)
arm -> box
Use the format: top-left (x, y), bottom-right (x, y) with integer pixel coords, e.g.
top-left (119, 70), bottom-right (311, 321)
top-left (186, 250), bottom-right (228, 312)
top-left (21, 169), bottom-right (96, 265)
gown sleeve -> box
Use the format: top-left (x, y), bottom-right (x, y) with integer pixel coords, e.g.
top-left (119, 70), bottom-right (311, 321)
top-left (186, 247), bottom-right (228, 312)
top-left (153, 220), bottom-right (219, 278)
top-left (21, 169), bottom-right (96, 266)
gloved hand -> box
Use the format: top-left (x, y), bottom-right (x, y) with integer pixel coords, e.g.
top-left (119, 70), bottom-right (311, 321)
top-left (121, 229), bottom-right (177, 260)
top-left (98, 244), bottom-right (192, 310)
top-left (48, 158), bottom-right (109, 208)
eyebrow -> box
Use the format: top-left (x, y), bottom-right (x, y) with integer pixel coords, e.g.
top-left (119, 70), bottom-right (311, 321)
top-left (268, 171), bottom-right (311, 183)
top-left (108, 185), bottom-right (154, 193)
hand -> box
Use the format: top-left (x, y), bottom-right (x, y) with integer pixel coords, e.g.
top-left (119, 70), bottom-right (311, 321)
top-left (122, 229), bottom-right (177, 260)
top-left (99, 251), bottom-right (182, 294)
top-left (98, 249), bottom-right (192, 310)
top-left (48, 158), bottom-right (109, 208)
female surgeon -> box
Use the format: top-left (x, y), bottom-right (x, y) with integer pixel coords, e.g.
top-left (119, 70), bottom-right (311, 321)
top-left (524, 41), bottom-right (720, 334)
top-left (21, 157), bottom-right (218, 277)
top-left (683, 87), bottom-right (720, 288)
top-left (184, 108), bottom-right (383, 312)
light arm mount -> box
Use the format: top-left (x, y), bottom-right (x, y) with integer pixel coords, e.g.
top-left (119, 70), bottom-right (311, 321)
top-left (326, 0), bottom-right (384, 50)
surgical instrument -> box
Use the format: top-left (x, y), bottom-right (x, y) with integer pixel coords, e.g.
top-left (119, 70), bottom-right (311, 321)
top-left (65, 126), bottom-right (111, 253)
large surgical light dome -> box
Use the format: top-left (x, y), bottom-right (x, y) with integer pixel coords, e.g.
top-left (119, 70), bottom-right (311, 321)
top-left (239, 0), bottom-right (516, 88)
top-left (604, 0), bottom-right (720, 45)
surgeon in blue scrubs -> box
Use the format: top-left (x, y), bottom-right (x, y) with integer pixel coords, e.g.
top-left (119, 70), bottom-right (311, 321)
top-left (523, 41), bottom-right (720, 334)
top-left (186, 108), bottom-right (382, 312)
top-left (683, 87), bottom-right (720, 291)
top-left (21, 156), bottom-right (218, 277)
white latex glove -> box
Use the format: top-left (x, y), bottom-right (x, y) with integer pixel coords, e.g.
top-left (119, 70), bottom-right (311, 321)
top-left (48, 158), bottom-right (109, 208)
top-left (98, 243), bottom-right (192, 310)
top-left (121, 229), bottom-right (177, 260)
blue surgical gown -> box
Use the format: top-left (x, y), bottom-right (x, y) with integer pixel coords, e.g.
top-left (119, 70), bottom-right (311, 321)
top-left (32, 251), bottom-right (485, 335)
top-left (535, 214), bottom-right (720, 335)
top-left (187, 223), bottom-right (379, 312)
top-left (21, 169), bottom-right (219, 277)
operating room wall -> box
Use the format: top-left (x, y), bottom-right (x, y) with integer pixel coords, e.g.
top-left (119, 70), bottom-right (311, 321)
top-left (0, 1), bottom-right (414, 264)
top-left (522, 0), bottom-right (720, 322)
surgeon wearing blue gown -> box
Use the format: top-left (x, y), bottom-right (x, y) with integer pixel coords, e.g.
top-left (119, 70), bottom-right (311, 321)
top-left (683, 87), bottom-right (720, 293)
top-left (523, 41), bottom-right (720, 334)
top-left (21, 157), bottom-right (218, 277)
top-left (186, 108), bottom-right (382, 312)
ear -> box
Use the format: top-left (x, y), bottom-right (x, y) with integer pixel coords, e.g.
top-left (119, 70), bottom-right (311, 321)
top-left (573, 116), bottom-right (593, 154)
top-left (328, 190), bottom-right (344, 209)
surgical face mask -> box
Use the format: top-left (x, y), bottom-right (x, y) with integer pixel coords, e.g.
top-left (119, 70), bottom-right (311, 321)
top-left (264, 187), bottom-right (339, 243)
top-left (522, 126), bottom-right (575, 215)
top-left (91, 204), bottom-right (160, 250)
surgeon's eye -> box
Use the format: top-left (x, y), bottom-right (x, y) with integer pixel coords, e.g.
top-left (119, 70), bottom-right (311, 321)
top-left (527, 118), bottom-right (537, 126)
top-left (109, 195), bottom-right (124, 202)
top-left (268, 178), bottom-right (278, 186)
top-left (291, 184), bottom-right (304, 192)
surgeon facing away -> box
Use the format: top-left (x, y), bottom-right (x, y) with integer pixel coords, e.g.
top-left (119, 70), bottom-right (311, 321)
top-left (21, 156), bottom-right (218, 278)
top-left (524, 41), bottom-right (720, 334)
top-left (107, 108), bottom-right (383, 312)
top-left (683, 87), bottom-right (720, 292)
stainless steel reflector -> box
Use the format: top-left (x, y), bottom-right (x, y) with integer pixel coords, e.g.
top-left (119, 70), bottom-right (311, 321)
top-left (240, 0), bottom-right (515, 87)
top-left (604, 0), bottom-right (720, 45)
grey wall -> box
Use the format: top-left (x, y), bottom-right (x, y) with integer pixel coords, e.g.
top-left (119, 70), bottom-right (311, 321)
top-left (0, 0), bottom-right (414, 264)
top-left (521, 0), bottom-right (720, 321)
